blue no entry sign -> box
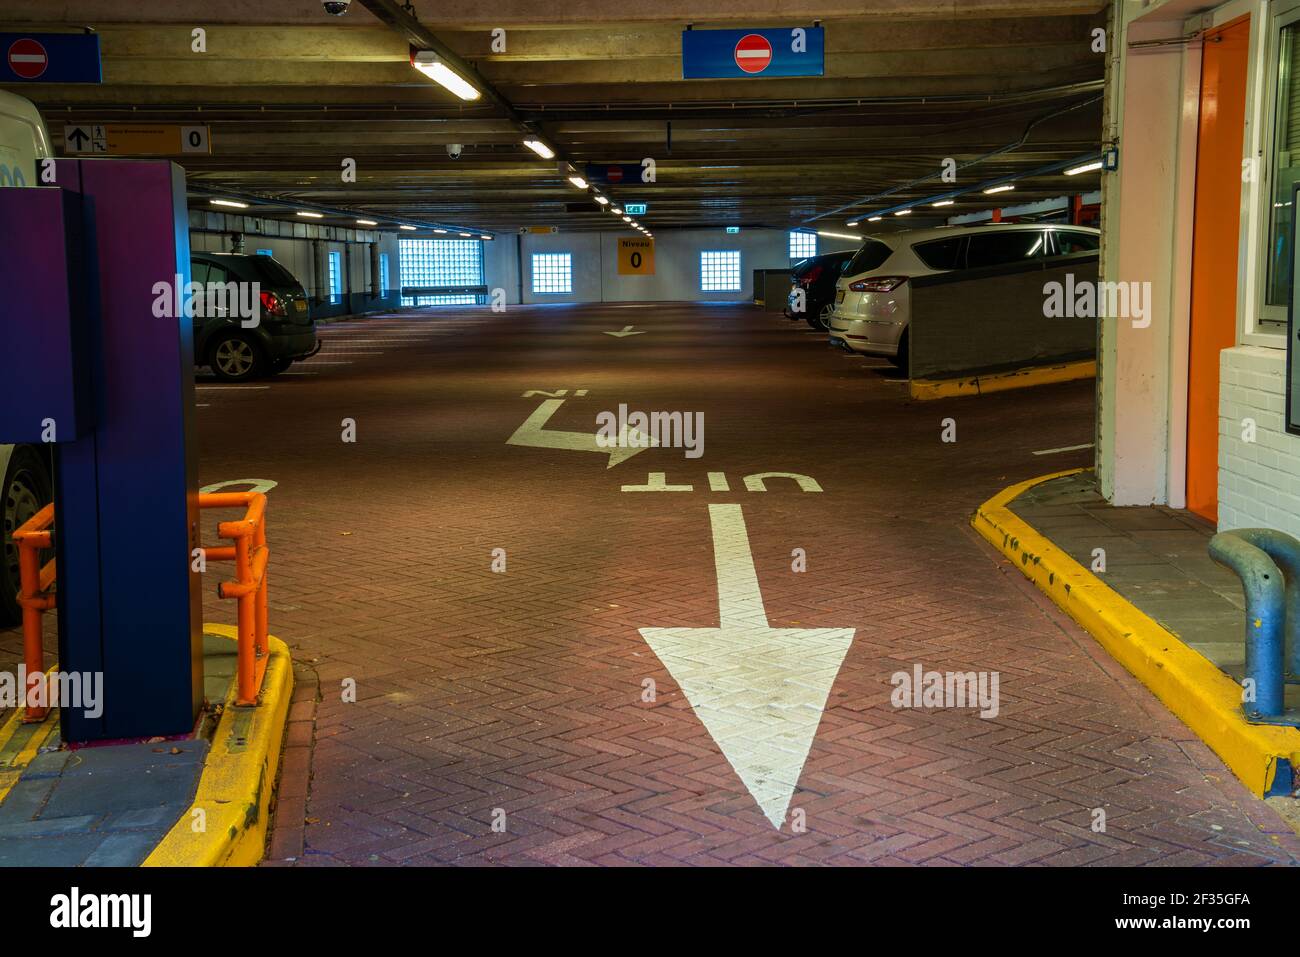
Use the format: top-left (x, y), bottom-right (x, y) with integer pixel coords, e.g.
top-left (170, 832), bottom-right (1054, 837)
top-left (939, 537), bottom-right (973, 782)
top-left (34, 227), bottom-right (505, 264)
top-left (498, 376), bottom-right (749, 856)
top-left (0, 33), bottom-right (102, 83)
top-left (682, 27), bottom-right (823, 80)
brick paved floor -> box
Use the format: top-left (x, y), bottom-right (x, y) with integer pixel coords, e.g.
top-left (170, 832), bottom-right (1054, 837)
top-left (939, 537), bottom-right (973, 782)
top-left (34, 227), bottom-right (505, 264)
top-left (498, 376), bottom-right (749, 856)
top-left (4, 302), bottom-right (1298, 866)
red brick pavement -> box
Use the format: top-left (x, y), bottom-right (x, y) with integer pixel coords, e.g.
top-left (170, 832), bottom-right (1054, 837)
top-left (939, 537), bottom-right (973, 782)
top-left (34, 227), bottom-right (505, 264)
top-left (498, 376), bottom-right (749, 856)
top-left (4, 301), bottom-right (1297, 866)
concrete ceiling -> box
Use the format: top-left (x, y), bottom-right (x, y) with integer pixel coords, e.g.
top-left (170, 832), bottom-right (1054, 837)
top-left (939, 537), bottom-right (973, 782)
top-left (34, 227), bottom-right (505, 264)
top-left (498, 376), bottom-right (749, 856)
top-left (1, 0), bottom-right (1108, 235)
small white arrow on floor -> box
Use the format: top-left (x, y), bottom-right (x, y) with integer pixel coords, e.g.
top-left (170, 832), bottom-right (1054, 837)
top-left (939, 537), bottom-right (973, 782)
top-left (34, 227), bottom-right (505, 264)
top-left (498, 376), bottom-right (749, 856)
top-left (506, 398), bottom-right (656, 468)
top-left (639, 504), bottom-right (855, 829)
top-left (604, 325), bottom-right (646, 337)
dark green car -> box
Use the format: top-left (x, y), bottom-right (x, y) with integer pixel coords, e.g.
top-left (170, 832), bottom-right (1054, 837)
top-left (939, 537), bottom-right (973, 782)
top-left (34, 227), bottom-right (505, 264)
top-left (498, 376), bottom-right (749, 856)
top-left (191, 252), bottom-right (319, 382)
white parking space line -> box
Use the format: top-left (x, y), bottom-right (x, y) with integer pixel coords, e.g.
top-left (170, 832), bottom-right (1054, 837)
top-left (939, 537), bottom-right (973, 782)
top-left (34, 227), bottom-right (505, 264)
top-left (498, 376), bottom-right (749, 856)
top-left (1032, 443), bottom-right (1094, 456)
top-left (196, 385), bottom-right (271, 391)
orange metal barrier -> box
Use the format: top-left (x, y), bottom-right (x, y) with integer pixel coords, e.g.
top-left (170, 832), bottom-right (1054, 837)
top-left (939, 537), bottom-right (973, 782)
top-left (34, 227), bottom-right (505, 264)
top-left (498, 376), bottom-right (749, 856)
top-left (10, 491), bottom-right (271, 720)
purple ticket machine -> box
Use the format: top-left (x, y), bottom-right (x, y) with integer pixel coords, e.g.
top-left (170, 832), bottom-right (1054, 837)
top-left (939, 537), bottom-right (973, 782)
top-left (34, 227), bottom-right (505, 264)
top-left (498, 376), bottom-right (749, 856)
top-left (0, 159), bottom-right (203, 742)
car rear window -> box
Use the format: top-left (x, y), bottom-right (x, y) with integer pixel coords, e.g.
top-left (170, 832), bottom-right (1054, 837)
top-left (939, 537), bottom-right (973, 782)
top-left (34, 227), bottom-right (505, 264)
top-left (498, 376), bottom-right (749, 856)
top-left (844, 240), bottom-right (893, 275)
top-left (911, 236), bottom-right (964, 270)
top-left (964, 230), bottom-right (1047, 269)
top-left (1052, 230), bottom-right (1100, 254)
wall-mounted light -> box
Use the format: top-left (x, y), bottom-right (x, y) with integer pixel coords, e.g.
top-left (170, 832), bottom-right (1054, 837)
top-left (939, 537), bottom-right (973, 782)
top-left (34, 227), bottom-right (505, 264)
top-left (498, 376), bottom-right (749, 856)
top-left (411, 50), bottom-right (481, 101)
top-left (817, 230), bottom-right (861, 241)
top-left (1065, 160), bottom-right (1103, 176)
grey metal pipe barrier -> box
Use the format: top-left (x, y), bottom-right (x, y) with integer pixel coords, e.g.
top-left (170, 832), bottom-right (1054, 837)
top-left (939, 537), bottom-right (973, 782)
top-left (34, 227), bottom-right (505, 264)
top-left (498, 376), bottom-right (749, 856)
top-left (1208, 528), bottom-right (1300, 723)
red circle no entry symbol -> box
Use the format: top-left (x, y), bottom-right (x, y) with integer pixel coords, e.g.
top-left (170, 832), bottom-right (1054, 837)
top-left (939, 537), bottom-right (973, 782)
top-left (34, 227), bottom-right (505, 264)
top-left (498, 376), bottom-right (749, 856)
top-left (8, 38), bottom-right (48, 80)
top-left (734, 34), bottom-right (772, 74)
top-left (607, 166), bottom-right (624, 183)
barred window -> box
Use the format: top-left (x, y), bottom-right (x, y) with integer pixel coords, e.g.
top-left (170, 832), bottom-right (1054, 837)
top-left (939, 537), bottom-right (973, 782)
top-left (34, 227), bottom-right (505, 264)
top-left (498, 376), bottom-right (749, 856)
top-left (700, 250), bottom-right (741, 291)
top-left (789, 230), bottom-right (817, 262)
top-left (532, 253), bottom-right (573, 294)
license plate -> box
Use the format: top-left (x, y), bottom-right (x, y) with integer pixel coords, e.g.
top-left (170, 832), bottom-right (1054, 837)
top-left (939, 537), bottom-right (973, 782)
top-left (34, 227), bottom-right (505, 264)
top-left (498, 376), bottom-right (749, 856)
top-left (294, 300), bottom-right (307, 313)
top-left (835, 289), bottom-right (845, 303)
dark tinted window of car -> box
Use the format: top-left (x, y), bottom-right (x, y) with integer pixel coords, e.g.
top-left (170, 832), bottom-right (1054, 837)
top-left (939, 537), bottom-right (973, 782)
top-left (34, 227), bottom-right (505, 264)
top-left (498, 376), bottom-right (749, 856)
top-left (205, 263), bottom-right (230, 284)
top-left (1052, 230), bottom-right (1100, 254)
top-left (911, 236), bottom-right (964, 270)
top-left (190, 260), bottom-right (210, 285)
top-left (965, 230), bottom-right (1047, 269)
top-left (845, 240), bottom-right (893, 275)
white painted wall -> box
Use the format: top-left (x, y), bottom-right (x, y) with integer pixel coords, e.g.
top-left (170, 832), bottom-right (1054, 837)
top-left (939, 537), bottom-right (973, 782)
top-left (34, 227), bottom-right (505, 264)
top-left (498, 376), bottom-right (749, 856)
top-left (484, 228), bottom-right (858, 305)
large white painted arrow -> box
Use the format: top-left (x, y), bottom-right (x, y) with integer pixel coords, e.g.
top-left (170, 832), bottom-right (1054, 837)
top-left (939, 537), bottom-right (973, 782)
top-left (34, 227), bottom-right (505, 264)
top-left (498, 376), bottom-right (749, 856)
top-left (507, 398), bottom-right (656, 468)
top-left (639, 504), bottom-right (855, 829)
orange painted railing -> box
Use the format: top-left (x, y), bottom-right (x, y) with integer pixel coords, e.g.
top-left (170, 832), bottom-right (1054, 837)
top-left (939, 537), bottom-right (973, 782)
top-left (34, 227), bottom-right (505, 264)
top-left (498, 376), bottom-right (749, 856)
top-left (11, 491), bottom-right (271, 720)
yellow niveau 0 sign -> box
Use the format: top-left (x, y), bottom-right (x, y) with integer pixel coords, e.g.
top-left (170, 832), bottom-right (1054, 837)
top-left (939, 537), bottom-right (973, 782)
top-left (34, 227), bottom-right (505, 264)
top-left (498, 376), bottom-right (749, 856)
top-left (617, 237), bottom-right (655, 275)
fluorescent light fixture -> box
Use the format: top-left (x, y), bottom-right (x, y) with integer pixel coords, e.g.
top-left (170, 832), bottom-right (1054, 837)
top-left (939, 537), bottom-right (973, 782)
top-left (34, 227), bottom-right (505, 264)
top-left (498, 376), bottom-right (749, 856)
top-left (481, 234), bottom-right (492, 240)
top-left (411, 50), bottom-right (481, 101)
top-left (867, 216), bottom-right (883, 222)
top-left (817, 230), bottom-right (861, 241)
top-left (567, 175), bottom-right (588, 189)
top-left (931, 200), bottom-right (954, 208)
top-left (399, 224), bottom-right (417, 231)
top-left (209, 198), bottom-right (248, 209)
top-left (894, 209), bottom-right (911, 216)
top-left (1064, 160), bottom-right (1103, 176)
top-left (459, 232), bottom-right (472, 237)
top-left (522, 138), bottom-right (555, 159)
top-left (622, 215), bottom-right (631, 222)
top-left (610, 207), bottom-right (623, 215)
top-left (356, 218), bottom-right (378, 226)
top-left (296, 211), bottom-right (324, 219)
top-left (983, 184), bottom-right (1015, 194)
top-left (434, 228), bottom-right (447, 234)
top-left (594, 195), bottom-right (610, 205)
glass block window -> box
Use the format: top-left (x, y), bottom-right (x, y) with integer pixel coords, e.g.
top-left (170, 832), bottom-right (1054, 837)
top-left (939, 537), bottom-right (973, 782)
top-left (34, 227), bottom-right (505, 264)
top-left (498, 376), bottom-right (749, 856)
top-left (531, 253), bottom-right (573, 294)
top-left (789, 230), bottom-right (817, 261)
top-left (328, 251), bottom-right (343, 301)
top-left (399, 239), bottom-right (484, 287)
top-left (700, 250), bottom-right (741, 291)
top-left (379, 253), bottom-right (390, 293)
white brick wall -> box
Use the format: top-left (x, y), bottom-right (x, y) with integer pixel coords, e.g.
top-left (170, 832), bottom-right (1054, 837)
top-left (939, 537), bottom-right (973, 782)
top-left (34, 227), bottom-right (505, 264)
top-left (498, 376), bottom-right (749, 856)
top-left (1218, 346), bottom-right (1300, 534)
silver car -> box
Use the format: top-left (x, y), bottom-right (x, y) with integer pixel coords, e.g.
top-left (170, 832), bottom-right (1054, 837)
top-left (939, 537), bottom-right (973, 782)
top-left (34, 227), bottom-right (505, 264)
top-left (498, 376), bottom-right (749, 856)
top-left (828, 223), bottom-right (1100, 366)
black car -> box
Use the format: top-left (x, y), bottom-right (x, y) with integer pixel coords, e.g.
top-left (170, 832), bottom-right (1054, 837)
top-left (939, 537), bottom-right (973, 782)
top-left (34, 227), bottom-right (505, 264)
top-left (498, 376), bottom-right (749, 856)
top-left (191, 252), bottom-right (319, 382)
top-left (786, 249), bottom-right (856, 330)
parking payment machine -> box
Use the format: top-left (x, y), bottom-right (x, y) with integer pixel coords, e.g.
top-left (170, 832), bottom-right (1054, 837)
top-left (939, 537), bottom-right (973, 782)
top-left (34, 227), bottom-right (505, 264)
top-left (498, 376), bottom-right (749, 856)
top-left (0, 159), bottom-right (203, 742)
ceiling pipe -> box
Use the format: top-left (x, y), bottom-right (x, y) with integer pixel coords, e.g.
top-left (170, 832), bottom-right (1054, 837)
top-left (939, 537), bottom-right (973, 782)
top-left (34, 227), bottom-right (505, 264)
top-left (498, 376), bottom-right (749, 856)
top-left (802, 94), bottom-right (1102, 226)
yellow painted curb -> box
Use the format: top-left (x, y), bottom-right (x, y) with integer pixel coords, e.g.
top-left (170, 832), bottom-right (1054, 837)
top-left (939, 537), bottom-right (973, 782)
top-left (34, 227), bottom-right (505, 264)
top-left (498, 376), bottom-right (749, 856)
top-left (144, 625), bottom-right (293, 867)
top-left (911, 358), bottom-right (1096, 400)
top-left (973, 469), bottom-right (1300, 797)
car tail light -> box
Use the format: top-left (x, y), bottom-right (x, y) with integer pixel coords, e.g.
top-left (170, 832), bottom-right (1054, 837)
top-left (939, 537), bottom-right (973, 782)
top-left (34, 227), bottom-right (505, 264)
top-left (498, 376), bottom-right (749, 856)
top-left (259, 290), bottom-right (287, 317)
top-left (804, 265), bottom-right (823, 284)
top-left (848, 276), bottom-right (907, 293)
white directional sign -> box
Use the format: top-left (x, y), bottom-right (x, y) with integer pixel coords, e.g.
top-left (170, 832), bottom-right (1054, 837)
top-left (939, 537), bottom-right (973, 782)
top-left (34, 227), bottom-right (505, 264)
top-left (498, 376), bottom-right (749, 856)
top-left (506, 398), bottom-right (655, 467)
top-left (639, 504), bottom-right (855, 828)
top-left (603, 325), bottom-right (645, 338)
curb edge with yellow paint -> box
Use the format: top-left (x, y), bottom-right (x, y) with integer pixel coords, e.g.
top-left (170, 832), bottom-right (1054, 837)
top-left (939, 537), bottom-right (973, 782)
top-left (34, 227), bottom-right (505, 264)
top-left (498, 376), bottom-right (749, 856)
top-left (144, 625), bottom-right (293, 867)
top-left (973, 468), bottom-right (1300, 797)
top-left (911, 359), bottom-right (1096, 400)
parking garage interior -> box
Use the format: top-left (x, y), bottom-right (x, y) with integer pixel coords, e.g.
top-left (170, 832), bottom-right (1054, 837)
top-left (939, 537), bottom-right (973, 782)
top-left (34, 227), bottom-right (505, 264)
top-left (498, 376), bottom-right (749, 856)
top-left (1, 0), bottom-right (1299, 908)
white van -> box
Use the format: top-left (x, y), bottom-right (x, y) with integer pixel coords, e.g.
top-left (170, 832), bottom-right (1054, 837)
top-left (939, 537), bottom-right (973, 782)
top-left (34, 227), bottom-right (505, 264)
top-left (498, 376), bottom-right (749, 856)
top-left (0, 90), bottom-right (54, 625)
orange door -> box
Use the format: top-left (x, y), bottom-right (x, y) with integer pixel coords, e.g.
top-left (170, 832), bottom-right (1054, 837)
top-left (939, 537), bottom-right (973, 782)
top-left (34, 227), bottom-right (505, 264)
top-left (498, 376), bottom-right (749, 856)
top-left (1186, 17), bottom-right (1251, 522)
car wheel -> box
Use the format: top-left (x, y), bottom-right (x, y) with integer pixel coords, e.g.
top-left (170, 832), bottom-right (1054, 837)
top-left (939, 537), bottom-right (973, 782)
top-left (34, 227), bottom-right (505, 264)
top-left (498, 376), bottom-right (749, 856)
top-left (209, 333), bottom-right (265, 382)
top-left (269, 357), bottom-right (293, 375)
top-left (1, 446), bottom-right (52, 626)
top-left (889, 330), bottom-right (910, 370)
top-left (813, 302), bottom-right (836, 331)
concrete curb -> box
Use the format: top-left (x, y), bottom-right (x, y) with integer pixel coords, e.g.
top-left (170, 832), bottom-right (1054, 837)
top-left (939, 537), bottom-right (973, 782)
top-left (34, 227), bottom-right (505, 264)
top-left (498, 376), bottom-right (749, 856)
top-left (144, 625), bottom-right (293, 867)
top-left (972, 469), bottom-right (1300, 798)
top-left (911, 358), bottom-right (1095, 400)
